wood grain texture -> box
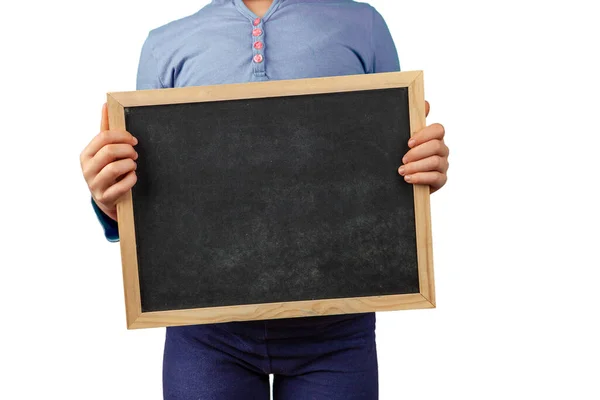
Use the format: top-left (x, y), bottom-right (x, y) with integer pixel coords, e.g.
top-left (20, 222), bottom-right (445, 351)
top-left (106, 96), bottom-right (142, 327)
top-left (408, 72), bottom-right (436, 306)
top-left (108, 71), bottom-right (423, 107)
top-left (107, 70), bottom-right (436, 329)
top-left (130, 293), bottom-right (434, 329)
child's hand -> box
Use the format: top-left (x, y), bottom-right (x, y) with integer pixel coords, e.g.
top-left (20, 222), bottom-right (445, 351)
top-left (397, 101), bottom-right (449, 194)
top-left (80, 103), bottom-right (139, 221)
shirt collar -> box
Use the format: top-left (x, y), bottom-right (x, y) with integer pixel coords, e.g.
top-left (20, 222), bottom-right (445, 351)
top-left (233, 0), bottom-right (283, 22)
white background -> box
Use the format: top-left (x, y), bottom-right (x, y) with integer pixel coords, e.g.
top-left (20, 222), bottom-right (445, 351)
top-left (1, 0), bottom-right (599, 399)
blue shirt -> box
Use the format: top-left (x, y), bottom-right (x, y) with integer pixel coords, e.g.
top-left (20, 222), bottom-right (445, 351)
top-left (92, 0), bottom-right (400, 241)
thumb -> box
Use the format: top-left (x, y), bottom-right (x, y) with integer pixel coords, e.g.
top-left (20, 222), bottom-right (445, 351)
top-left (100, 102), bottom-right (109, 132)
top-left (425, 100), bottom-right (430, 118)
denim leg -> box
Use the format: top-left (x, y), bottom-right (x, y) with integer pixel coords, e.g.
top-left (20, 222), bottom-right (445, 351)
top-left (269, 313), bottom-right (379, 400)
top-left (162, 324), bottom-right (270, 400)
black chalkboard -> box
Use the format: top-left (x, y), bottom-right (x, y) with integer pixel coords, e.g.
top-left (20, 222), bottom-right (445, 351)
top-left (124, 87), bottom-right (418, 313)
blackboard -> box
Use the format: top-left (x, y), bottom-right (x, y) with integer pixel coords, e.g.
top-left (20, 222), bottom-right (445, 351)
top-left (107, 71), bottom-right (435, 329)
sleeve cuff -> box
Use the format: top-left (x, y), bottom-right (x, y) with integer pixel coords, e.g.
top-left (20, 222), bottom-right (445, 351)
top-left (91, 197), bottom-right (120, 243)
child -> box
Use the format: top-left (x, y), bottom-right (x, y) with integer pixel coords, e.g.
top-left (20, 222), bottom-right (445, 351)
top-left (79, 1), bottom-right (450, 399)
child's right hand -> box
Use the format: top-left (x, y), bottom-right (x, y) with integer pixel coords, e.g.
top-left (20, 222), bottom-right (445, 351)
top-left (80, 103), bottom-right (139, 222)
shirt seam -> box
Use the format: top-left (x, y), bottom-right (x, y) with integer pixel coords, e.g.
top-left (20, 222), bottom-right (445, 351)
top-left (369, 5), bottom-right (375, 73)
top-left (148, 35), bottom-right (166, 89)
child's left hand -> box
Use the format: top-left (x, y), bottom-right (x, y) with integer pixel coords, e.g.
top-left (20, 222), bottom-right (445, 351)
top-left (397, 101), bottom-right (449, 194)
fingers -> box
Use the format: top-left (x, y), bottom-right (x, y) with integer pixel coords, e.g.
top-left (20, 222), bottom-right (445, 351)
top-left (408, 123), bottom-right (444, 149)
top-left (80, 103), bottom-right (140, 214)
top-left (82, 129), bottom-right (138, 162)
top-left (80, 104), bottom-right (137, 166)
top-left (398, 155), bottom-right (448, 177)
top-left (89, 158), bottom-right (137, 203)
top-left (399, 119), bottom-right (449, 194)
top-left (401, 171), bottom-right (447, 193)
top-left (402, 138), bottom-right (449, 165)
top-left (82, 143), bottom-right (138, 182)
top-left (101, 102), bottom-right (109, 132)
top-left (98, 170), bottom-right (138, 206)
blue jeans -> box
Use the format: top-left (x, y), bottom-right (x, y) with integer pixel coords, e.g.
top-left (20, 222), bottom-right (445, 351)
top-left (163, 312), bottom-right (378, 399)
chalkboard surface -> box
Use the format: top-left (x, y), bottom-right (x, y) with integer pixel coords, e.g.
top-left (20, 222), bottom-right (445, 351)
top-left (124, 87), bottom-right (418, 313)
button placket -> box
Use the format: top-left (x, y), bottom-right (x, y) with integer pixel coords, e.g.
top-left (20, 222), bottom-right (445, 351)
top-left (252, 18), bottom-right (266, 77)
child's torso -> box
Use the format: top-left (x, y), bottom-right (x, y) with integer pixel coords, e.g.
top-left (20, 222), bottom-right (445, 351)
top-left (147, 0), bottom-right (379, 88)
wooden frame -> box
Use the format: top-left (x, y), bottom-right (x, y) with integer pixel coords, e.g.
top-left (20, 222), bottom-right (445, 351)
top-left (107, 70), bottom-right (435, 329)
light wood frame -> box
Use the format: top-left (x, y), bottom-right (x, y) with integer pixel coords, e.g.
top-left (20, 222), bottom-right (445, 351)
top-left (107, 70), bottom-right (435, 329)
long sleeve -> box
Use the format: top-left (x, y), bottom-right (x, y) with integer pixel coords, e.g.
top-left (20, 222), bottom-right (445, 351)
top-left (91, 32), bottom-right (165, 243)
top-left (91, 197), bottom-right (120, 242)
top-left (370, 6), bottom-right (401, 73)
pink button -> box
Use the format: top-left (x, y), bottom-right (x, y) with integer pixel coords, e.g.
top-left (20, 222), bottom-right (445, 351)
top-left (254, 41), bottom-right (264, 50)
top-left (253, 54), bottom-right (264, 63)
top-left (252, 28), bottom-right (263, 37)
top-left (253, 18), bottom-right (261, 26)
